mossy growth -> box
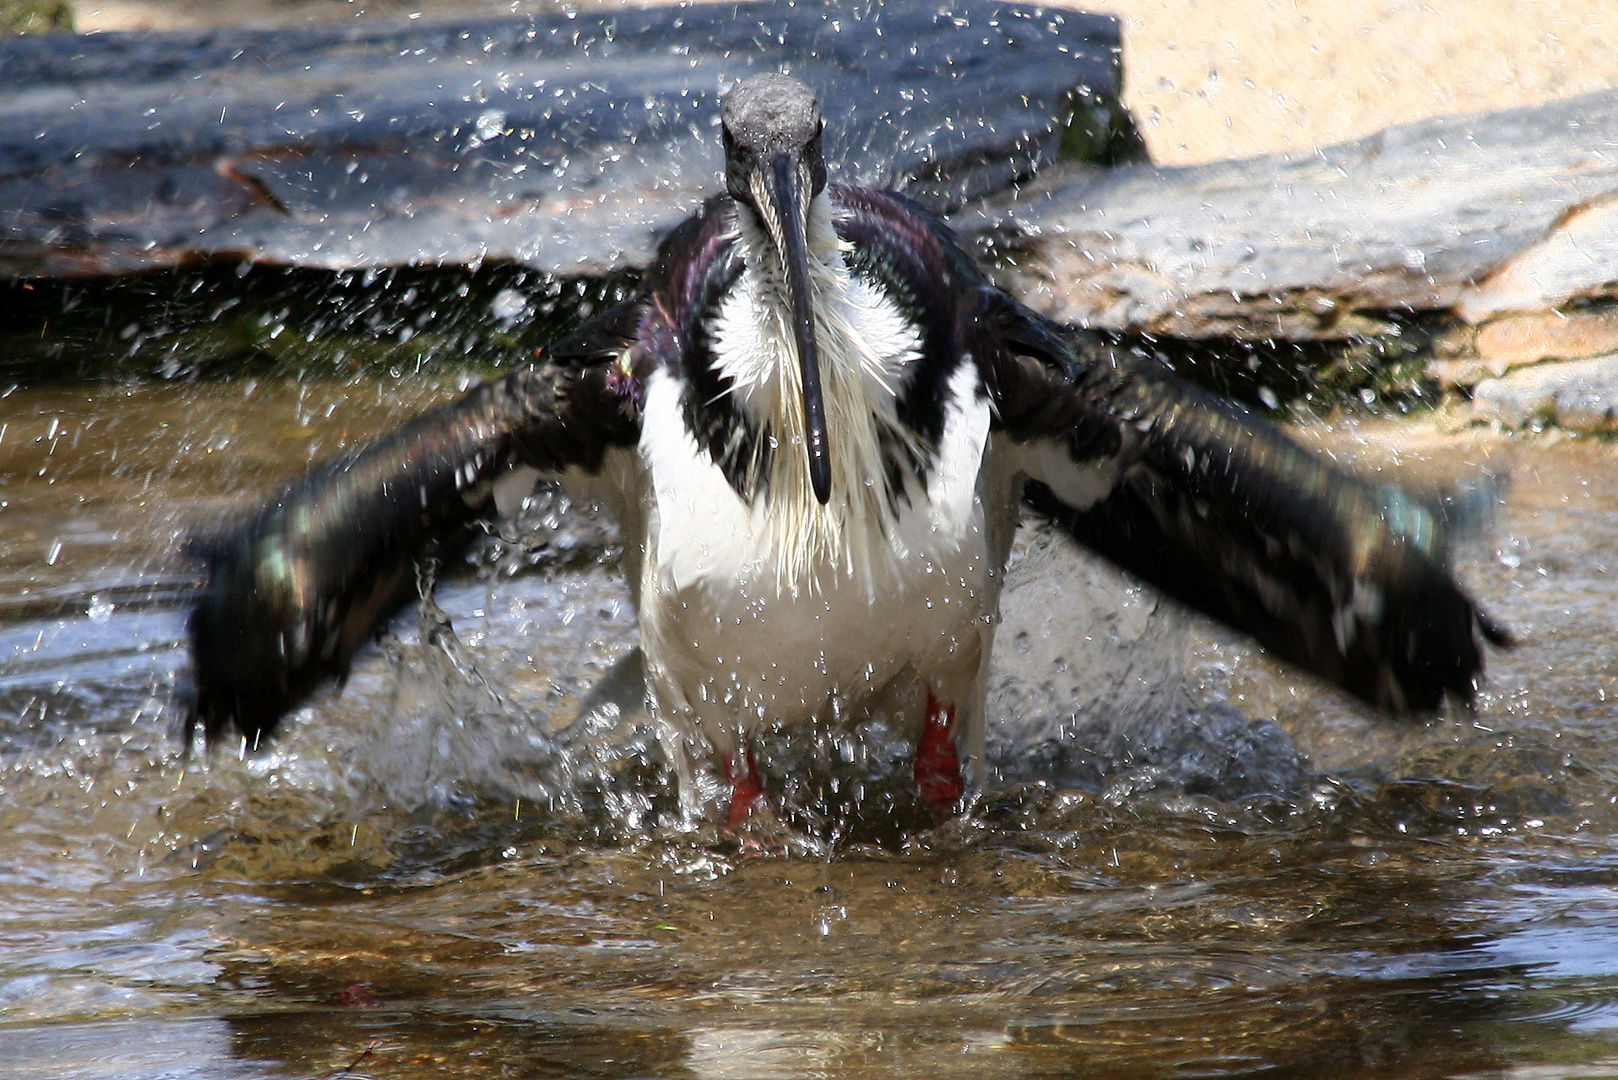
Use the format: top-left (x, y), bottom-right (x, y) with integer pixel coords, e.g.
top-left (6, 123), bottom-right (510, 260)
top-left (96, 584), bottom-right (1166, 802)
top-left (1107, 311), bottom-right (1447, 420)
top-left (1056, 85), bottom-right (1150, 167)
top-left (0, 263), bottom-right (641, 386)
top-left (1, 0), bottom-right (73, 34)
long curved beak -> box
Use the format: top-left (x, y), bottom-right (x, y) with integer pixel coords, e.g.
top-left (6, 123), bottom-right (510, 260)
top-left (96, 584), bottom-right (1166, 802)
top-left (755, 150), bottom-right (831, 505)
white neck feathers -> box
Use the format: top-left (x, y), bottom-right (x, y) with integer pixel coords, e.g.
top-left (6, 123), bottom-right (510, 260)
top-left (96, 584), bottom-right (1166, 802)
top-left (710, 194), bottom-right (928, 596)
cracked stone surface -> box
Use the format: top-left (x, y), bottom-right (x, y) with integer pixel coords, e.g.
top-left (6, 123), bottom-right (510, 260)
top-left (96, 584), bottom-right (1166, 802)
top-left (964, 90), bottom-right (1618, 345)
top-left (1472, 353), bottom-right (1618, 432)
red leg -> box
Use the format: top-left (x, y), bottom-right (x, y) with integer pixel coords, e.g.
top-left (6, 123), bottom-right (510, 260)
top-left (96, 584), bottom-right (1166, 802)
top-left (725, 742), bottom-right (765, 831)
top-left (913, 691), bottom-right (965, 815)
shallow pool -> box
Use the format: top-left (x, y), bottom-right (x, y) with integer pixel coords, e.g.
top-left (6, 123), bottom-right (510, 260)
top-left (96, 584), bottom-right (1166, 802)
top-left (3, 364), bottom-right (1617, 1079)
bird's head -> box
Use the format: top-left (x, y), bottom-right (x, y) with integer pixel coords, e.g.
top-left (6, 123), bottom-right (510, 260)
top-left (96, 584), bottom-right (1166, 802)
top-left (721, 73), bottom-right (832, 505)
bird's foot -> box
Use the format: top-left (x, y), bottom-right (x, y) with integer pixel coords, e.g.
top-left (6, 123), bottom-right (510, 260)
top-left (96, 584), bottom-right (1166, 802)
top-left (724, 745), bottom-right (766, 832)
top-left (913, 692), bottom-right (965, 817)
top-left (726, 806), bottom-right (804, 860)
top-left (719, 745), bottom-right (810, 857)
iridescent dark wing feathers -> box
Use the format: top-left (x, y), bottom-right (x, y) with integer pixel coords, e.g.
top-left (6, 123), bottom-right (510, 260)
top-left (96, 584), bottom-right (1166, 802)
top-left (986, 311), bottom-right (1511, 713)
top-left (838, 190), bottom-right (1507, 711)
top-left (186, 301), bottom-right (644, 748)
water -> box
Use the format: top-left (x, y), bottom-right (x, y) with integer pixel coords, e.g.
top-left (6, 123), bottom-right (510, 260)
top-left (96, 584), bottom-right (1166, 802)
top-left (4, 337), bottom-right (1618, 1078)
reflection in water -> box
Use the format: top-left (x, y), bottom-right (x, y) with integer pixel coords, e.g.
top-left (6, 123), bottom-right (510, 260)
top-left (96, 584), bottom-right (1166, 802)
top-left (3, 280), bottom-right (1618, 1076)
top-left (195, 823), bottom-right (1527, 1078)
top-left (5, 1018), bottom-right (263, 1080)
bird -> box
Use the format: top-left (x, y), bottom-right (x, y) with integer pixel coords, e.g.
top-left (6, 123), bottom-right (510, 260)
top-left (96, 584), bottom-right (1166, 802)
top-left (186, 72), bottom-right (1510, 829)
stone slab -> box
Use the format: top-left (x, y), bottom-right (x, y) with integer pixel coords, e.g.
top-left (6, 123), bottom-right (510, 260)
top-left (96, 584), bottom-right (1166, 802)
top-left (1428, 307), bottom-right (1618, 388)
top-left (965, 90), bottom-right (1618, 341)
top-left (1472, 353), bottom-right (1618, 433)
top-left (0, 0), bottom-right (1123, 279)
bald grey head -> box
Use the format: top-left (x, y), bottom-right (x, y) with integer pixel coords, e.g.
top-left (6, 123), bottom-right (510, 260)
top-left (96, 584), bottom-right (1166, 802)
top-left (723, 73), bottom-right (822, 152)
top-left (719, 72), bottom-right (833, 504)
top-left (722, 73), bottom-right (828, 203)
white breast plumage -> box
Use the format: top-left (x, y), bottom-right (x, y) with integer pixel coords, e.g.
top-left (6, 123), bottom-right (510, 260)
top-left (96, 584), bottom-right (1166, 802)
top-left (631, 203), bottom-right (1010, 760)
top-left (688, 195), bottom-right (939, 596)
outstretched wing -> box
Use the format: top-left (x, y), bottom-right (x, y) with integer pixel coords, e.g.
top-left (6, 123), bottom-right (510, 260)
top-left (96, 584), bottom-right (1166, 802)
top-left (186, 300), bottom-right (647, 749)
top-left (829, 184), bottom-right (1506, 712)
top-left (810, 184), bottom-right (1509, 713)
top-left (980, 298), bottom-right (1509, 712)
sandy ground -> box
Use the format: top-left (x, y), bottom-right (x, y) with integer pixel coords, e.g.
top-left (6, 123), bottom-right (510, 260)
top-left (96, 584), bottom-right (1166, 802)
top-left (65, 0), bottom-right (1618, 166)
top-left (1091, 0), bottom-right (1618, 164)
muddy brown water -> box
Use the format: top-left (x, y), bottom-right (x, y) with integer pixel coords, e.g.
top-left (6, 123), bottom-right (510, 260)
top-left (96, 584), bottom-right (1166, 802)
top-left (3, 288), bottom-right (1618, 1078)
